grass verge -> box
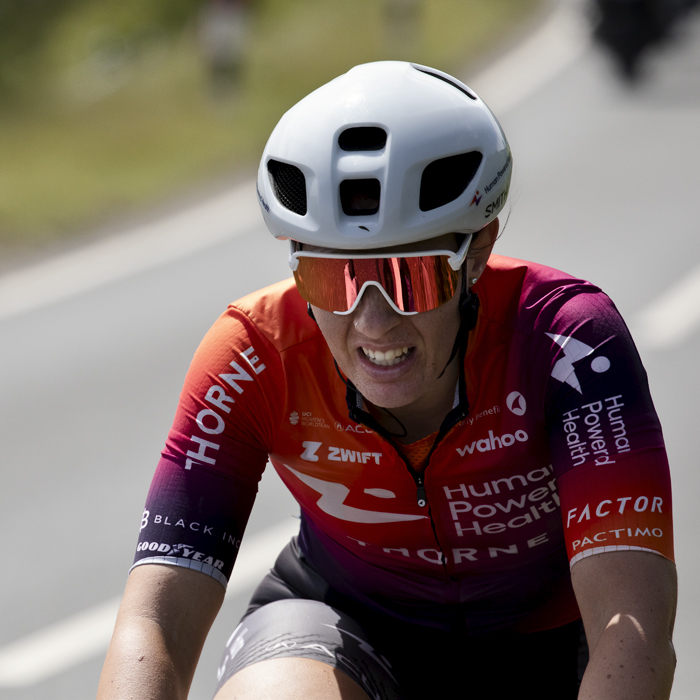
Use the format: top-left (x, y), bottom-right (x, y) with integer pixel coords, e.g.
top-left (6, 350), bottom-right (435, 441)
top-left (0, 0), bottom-right (544, 248)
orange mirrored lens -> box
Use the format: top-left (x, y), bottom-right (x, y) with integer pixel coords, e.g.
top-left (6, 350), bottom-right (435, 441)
top-left (293, 255), bottom-right (459, 313)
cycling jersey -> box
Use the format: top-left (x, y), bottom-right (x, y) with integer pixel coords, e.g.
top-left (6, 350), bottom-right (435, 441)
top-left (132, 255), bottom-right (673, 634)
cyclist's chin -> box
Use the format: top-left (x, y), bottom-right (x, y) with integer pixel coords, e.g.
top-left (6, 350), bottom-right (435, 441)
top-left (349, 352), bottom-right (431, 410)
top-left (358, 381), bottom-right (428, 411)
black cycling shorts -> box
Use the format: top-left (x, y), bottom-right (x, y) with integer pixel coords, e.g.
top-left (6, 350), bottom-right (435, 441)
top-left (214, 540), bottom-right (589, 699)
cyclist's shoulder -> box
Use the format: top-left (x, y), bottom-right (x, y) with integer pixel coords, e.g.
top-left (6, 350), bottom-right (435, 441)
top-left (231, 277), bottom-right (299, 314)
top-left (480, 255), bottom-right (615, 326)
top-left (483, 254), bottom-right (595, 293)
top-left (206, 278), bottom-right (322, 352)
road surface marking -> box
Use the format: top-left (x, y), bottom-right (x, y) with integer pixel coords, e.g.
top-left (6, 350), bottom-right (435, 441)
top-left (0, 517), bottom-right (299, 688)
top-left (0, 181), bottom-right (261, 322)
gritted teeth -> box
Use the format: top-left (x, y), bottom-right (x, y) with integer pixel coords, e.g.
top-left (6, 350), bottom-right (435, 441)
top-left (361, 346), bottom-right (411, 366)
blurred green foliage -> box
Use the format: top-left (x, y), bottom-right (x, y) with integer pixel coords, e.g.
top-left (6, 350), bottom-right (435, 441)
top-left (0, 0), bottom-right (542, 245)
top-left (0, 0), bottom-right (200, 104)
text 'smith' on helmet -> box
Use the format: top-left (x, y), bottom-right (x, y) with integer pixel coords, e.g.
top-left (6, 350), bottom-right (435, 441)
top-left (256, 61), bottom-right (512, 251)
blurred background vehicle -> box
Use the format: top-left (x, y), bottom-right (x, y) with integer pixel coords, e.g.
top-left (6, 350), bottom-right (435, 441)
top-left (591, 0), bottom-right (699, 78)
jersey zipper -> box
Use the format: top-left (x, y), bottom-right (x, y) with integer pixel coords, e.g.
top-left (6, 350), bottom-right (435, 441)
top-left (344, 363), bottom-right (471, 578)
top-left (415, 476), bottom-right (427, 508)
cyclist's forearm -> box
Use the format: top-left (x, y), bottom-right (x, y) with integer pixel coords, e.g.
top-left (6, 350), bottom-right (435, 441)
top-left (97, 565), bottom-right (224, 699)
top-left (97, 616), bottom-right (193, 700)
top-left (578, 619), bottom-right (676, 700)
top-left (572, 551), bottom-right (677, 700)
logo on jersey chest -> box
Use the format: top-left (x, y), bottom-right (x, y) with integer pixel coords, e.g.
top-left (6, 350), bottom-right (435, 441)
top-left (282, 464), bottom-right (426, 524)
top-left (456, 429), bottom-right (529, 457)
top-left (457, 390), bottom-right (529, 456)
top-left (506, 391), bottom-right (527, 416)
top-left (300, 441), bottom-right (382, 465)
top-left (335, 421), bottom-right (372, 434)
top-left (290, 411), bottom-right (331, 429)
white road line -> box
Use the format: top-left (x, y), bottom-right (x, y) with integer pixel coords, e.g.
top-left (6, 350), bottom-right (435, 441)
top-left (0, 517), bottom-right (299, 688)
top-left (0, 180), bottom-right (261, 322)
top-left (631, 264), bottom-right (700, 350)
top-left (0, 1), bottom-right (590, 324)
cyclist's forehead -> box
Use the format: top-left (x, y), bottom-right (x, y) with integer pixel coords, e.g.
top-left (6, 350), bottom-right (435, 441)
top-left (301, 232), bottom-right (460, 257)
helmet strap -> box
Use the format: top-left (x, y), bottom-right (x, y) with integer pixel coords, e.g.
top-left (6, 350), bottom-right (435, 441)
top-left (307, 302), bottom-right (317, 322)
top-left (437, 269), bottom-right (480, 379)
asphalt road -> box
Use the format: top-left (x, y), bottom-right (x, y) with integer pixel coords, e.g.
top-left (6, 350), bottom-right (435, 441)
top-left (1, 3), bottom-right (699, 698)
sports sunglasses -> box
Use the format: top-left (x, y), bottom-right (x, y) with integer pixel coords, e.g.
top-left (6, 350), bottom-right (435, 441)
top-left (289, 233), bottom-right (472, 316)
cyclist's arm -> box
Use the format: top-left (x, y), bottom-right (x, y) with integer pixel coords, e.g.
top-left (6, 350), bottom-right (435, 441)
top-left (97, 564), bottom-right (225, 700)
top-left (572, 550), bottom-right (677, 700)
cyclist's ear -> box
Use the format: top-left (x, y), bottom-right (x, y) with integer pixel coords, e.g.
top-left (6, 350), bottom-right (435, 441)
top-left (469, 218), bottom-right (499, 281)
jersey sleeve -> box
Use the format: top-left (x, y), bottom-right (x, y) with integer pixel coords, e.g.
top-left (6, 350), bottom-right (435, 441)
top-left (537, 288), bottom-right (674, 567)
top-left (131, 306), bottom-right (284, 587)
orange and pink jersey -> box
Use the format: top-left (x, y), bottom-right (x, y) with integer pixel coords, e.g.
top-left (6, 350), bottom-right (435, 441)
top-left (132, 255), bottom-right (673, 634)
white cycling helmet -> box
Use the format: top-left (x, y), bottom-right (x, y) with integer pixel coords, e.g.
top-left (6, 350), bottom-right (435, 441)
top-left (257, 61), bottom-right (512, 251)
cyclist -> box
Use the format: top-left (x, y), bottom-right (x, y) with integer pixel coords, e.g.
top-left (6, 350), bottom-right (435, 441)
top-left (98, 61), bottom-right (676, 699)
top-left (592, 0), bottom-right (697, 78)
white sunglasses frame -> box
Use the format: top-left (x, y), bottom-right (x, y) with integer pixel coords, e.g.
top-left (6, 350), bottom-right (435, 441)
top-left (289, 233), bottom-right (472, 316)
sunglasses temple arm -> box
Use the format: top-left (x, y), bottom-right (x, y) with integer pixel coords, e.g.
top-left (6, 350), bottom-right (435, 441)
top-left (288, 240), bottom-right (300, 271)
top-left (448, 232), bottom-right (473, 271)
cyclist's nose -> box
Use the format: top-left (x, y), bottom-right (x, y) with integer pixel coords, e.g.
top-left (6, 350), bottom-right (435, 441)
top-left (351, 286), bottom-right (402, 338)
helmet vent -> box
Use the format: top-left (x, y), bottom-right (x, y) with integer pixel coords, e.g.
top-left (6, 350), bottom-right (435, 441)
top-left (340, 179), bottom-right (381, 216)
top-left (411, 65), bottom-right (477, 101)
top-left (338, 127), bottom-right (387, 152)
top-left (267, 160), bottom-right (307, 215)
top-left (420, 152), bottom-right (483, 212)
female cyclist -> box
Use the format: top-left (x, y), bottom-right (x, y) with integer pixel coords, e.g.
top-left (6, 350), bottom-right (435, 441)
top-left (98, 61), bottom-right (676, 700)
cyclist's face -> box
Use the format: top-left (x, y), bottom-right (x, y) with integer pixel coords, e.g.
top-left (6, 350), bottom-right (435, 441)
top-left (311, 231), bottom-right (491, 413)
top-left (314, 278), bottom-right (461, 412)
